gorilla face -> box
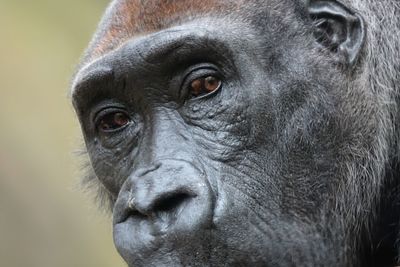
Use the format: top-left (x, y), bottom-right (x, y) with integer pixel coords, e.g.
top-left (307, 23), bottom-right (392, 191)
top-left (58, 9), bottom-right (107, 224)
top-left (71, 0), bottom-right (400, 266)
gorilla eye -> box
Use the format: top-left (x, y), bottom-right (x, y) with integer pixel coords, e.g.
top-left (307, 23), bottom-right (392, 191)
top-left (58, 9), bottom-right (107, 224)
top-left (96, 111), bottom-right (131, 133)
top-left (189, 75), bottom-right (222, 98)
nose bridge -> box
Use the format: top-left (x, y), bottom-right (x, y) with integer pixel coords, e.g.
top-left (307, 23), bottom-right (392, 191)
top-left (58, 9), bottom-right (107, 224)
top-left (139, 108), bottom-right (192, 166)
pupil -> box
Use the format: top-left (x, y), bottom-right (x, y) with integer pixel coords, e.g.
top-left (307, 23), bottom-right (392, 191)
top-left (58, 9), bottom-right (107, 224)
top-left (114, 113), bottom-right (128, 126)
top-left (190, 79), bottom-right (203, 96)
top-left (190, 76), bottom-right (221, 97)
top-left (205, 76), bottom-right (219, 92)
top-left (99, 112), bottom-right (129, 131)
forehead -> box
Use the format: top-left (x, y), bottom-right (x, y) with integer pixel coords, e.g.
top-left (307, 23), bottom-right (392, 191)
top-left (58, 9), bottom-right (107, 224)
top-left (84, 0), bottom-right (244, 62)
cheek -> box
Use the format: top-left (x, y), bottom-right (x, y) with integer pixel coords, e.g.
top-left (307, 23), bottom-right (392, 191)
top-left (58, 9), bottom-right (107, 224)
top-left (182, 85), bottom-right (253, 161)
top-left (190, 114), bottom-right (251, 161)
top-left (87, 141), bottom-right (138, 197)
top-left (83, 118), bottom-right (143, 195)
top-left (209, 172), bottom-right (278, 264)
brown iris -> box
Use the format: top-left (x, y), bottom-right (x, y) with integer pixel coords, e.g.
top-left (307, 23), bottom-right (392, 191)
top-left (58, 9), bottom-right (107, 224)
top-left (190, 76), bottom-right (221, 97)
top-left (98, 112), bottom-right (130, 132)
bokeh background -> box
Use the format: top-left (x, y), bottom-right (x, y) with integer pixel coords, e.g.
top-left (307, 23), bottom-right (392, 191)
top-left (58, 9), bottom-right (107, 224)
top-left (0, 0), bottom-right (126, 266)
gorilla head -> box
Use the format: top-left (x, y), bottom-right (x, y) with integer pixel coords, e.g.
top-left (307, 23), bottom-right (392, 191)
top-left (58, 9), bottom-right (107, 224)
top-left (71, 0), bottom-right (400, 266)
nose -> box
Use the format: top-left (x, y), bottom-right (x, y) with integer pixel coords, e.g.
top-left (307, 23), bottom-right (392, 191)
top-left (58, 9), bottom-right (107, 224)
top-left (113, 159), bottom-right (213, 231)
top-left (127, 172), bottom-right (196, 218)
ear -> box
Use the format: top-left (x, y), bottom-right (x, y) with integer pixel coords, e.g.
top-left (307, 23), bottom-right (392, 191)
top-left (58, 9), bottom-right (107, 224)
top-left (308, 0), bottom-right (366, 67)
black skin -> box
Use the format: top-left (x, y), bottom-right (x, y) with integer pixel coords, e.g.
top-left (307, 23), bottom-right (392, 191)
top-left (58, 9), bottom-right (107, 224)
top-left (71, 0), bottom-right (400, 266)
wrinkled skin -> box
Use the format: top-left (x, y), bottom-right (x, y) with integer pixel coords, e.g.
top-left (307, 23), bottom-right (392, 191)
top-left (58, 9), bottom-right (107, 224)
top-left (71, 0), bottom-right (400, 266)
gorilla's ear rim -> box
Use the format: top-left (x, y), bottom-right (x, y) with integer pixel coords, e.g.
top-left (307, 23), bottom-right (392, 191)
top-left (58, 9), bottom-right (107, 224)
top-left (308, 0), bottom-right (366, 67)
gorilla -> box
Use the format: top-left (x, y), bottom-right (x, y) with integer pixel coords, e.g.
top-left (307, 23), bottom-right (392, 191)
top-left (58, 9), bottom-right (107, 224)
top-left (70, 0), bottom-right (400, 266)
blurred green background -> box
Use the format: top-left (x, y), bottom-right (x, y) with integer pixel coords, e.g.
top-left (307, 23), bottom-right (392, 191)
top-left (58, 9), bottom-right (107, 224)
top-left (0, 0), bottom-right (126, 266)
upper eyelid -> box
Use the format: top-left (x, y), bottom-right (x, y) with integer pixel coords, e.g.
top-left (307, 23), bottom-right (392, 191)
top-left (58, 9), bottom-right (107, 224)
top-left (181, 65), bottom-right (221, 85)
top-left (90, 103), bottom-right (129, 125)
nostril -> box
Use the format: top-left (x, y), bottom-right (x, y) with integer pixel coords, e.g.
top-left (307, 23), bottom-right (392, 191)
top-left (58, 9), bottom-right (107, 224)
top-left (152, 192), bottom-right (194, 213)
top-left (128, 209), bottom-right (148, 220)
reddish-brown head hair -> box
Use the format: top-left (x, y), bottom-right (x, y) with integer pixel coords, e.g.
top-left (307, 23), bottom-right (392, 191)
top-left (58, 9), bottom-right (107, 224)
top-left (86, 0), bottom-right (242, 61)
